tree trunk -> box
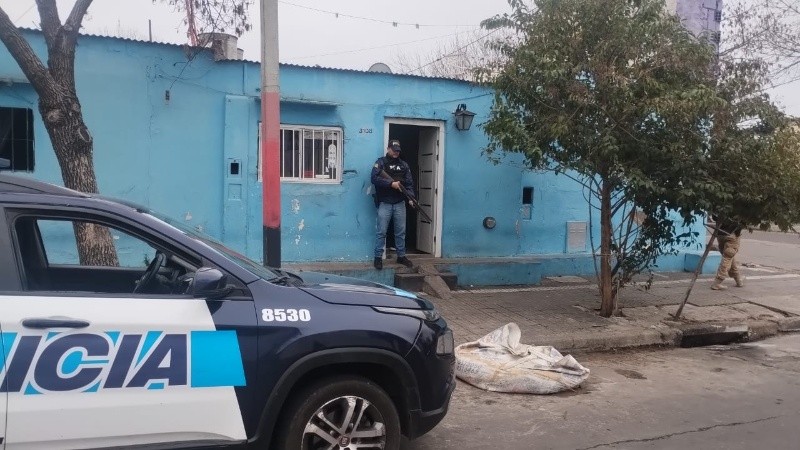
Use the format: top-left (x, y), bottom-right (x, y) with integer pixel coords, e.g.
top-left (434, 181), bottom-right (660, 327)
top-left (599, 181), bottom-right (615, 317)
top-left (0, 2), bottom-right (116, 266)
top-left (38, 92), bottom-right (119, 267)
top-left (674, 223), bottom-right (720, 319)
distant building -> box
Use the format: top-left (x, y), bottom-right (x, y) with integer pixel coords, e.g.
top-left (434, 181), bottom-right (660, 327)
top-left (667, 0), bottom-right (724, 51)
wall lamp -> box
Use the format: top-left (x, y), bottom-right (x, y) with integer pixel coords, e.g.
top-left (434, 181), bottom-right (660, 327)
top-left (453, 103), bottom-right (476, 131)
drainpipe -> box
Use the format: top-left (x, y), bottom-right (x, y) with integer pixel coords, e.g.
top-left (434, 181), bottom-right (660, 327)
top-left (261, 0), bottom-right (281, 267)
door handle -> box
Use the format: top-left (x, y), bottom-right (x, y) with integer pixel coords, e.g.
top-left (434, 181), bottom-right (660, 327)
top-left (22, 317), bottom-right (91, 329)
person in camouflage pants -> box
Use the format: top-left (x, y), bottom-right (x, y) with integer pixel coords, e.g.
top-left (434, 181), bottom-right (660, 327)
top-left (711, 217), bottom-right (744, 290)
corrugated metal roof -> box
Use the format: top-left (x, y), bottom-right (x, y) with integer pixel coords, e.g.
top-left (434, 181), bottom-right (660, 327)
top-left (279, 62), bottom-right (472, 83)
top-left (17, 27), bottom-right (474, 83)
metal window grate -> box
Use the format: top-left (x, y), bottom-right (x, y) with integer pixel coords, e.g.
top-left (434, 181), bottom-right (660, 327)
top-left (258, 124), bottom-right (342, 182)
top-left (0, 107), bottom-right (35, 172)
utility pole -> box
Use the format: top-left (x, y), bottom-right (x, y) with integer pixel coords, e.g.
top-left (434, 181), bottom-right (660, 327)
top-left (261, 0), bottom-right (281, 267)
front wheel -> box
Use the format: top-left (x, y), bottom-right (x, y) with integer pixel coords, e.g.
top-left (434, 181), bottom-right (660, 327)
top-left (276, 375), bottom-right (401, 450)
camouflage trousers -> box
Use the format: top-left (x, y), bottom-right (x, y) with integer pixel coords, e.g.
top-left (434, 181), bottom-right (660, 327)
top-left (715, 234), bottom-right (741, 282)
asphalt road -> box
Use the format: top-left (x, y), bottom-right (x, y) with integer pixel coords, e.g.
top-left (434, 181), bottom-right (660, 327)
top-left (404, 334), bottom-right (800, 450)
top-left (739, 230), bottom-right (800, 272)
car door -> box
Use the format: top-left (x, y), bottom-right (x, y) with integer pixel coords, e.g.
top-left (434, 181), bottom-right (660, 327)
top-left (0, 208), bottom-right (255, 449)
top-left (0, 205), bottom-right (14, 448)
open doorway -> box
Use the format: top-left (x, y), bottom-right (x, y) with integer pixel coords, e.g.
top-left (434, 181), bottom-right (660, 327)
top-left (384, 120), bottom-right (443, 256)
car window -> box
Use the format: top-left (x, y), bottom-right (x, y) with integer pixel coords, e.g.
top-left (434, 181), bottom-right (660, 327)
top-left (13, 214), bottom-right (197, 295)
top-left (141, 209), bottom-right (279, 280)
top-left (38, 219), bottom-right (156, 268)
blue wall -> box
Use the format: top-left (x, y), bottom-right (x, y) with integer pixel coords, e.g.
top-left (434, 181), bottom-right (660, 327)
top-left (0, 31), bottom-right (706, 273)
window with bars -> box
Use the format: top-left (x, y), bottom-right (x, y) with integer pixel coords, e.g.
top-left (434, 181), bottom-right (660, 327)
top-left (258, 125), bottom-right (342, 183)
top-left (0, 107), bottom-right (35, 172)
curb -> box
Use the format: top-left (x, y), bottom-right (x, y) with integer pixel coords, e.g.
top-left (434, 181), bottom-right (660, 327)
top-left (563, 319), bottom-right (797, 352)
top-left (778, 316), bottom-right (800, 332)
top-left (565, 328), bottom-right (681, 352)
top-left (678, 323), bottom-right (749, 348)
top-left (747, 320), bottom-right (780, 341)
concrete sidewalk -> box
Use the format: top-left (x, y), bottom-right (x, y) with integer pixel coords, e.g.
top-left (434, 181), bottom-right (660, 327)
top-left (428, 266), bottom-right (800, 352)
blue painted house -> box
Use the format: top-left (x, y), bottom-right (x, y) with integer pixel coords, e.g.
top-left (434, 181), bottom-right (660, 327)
top-left (0, 30), bottom-right (713, 286)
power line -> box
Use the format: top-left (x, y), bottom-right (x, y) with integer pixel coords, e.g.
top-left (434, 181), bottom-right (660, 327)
top-left (411, 28), bottom-right (500, 74)
top-left (278, 1), bottom-right (478, 28)
top-left (15, 3), bottom-right (36, 22)
top-left (291, 29), bottom-right (477, 60)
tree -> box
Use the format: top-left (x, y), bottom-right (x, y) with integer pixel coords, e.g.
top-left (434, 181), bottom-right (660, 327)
top-left (0, 0), bottom-right (251, 265)
top-left (723, 0), bottom-right (800, 86)
top-left (674, 56), bottom-right (800, 318)
top-left (481, 0), bottom-right (722, 317)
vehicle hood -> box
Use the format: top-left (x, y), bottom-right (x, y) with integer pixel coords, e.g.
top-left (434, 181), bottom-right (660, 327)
top-left (296, 271), bottom-right (434, 309)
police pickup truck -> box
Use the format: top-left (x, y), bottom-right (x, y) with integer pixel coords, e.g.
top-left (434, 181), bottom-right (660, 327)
top-left (0, 174), bottom-right (455, 449)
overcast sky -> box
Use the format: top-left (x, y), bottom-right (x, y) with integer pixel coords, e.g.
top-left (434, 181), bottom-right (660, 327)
top-left (2, 0), bottom-right (798, 115)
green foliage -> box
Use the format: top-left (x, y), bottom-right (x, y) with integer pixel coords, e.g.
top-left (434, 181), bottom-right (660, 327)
top-left (482, 0), bottom-right (721, 310)
top-left (705, 58), bottom-right (800, 231)
top-left (482, 0), bottom-right (800, 313)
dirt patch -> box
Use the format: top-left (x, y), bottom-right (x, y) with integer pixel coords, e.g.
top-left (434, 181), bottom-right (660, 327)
top-left (614, 369), bottom-right (647, 379)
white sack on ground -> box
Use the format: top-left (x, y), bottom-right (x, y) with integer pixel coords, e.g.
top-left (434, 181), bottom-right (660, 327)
top-left (455, 322), bottom-right (590, 394)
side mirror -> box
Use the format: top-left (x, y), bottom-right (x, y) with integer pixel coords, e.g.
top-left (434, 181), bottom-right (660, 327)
top-left (191, 267), bottom-right (229, 299)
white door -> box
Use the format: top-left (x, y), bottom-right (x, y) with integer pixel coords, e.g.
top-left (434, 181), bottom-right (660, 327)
top-left (416, 128), bottom-right (438, 253)
top-left (1, 214), bottom-right (248, 449)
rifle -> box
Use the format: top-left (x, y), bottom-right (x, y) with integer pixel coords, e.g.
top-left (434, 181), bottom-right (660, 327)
top-left (378, 170), bottom-right (433, 223)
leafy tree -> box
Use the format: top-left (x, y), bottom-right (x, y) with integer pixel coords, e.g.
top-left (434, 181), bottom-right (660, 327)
top-left (481, 0), bottom-right (722, 316)
top-left (674, 56), bottom-right (800, 318)
top-left (0, 0), bottom-right (251, 265)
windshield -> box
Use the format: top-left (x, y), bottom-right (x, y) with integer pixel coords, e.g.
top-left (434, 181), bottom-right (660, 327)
top-left (139, 207), bottom-right (279, 280)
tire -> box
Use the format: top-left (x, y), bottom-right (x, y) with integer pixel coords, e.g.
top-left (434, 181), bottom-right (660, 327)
top-left (275, 375), bottom-right (401, 450)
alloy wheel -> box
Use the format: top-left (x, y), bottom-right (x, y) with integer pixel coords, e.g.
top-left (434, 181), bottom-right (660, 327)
top-left (302, 395), bottom-right (387, 449)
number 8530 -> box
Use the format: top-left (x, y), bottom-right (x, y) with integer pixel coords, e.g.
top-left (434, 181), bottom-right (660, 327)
top-left (261, 308), bottom-right (311, 322)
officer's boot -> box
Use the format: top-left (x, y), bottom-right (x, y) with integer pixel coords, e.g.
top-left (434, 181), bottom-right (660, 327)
top-left (710, 278), bottom-right (727, 290)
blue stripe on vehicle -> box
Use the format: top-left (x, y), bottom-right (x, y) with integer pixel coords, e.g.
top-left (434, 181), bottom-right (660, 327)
top-left (0, 333), bottom-right (17, 375)
top-left (105, 331), bottom-right (120, 345)
top-left (189, 330), bottom-right (246, 387)
top-left (137, 331), bottom-right (162, 364)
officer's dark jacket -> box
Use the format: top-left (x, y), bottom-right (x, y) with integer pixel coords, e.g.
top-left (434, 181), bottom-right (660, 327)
top-left (371, 155), bottom-right (415, 204)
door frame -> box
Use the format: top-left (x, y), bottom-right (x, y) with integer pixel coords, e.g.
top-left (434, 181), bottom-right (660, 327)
top-left (383, 118), bottom-right (445, 257)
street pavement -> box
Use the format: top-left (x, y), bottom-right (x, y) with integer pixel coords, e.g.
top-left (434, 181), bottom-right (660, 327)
top-left (404, 334), bottom-right (800, 450)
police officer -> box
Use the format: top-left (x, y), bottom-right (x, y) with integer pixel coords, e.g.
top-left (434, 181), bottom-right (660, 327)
top-left (711, 216), bottom-right (745, 290)
top-left (371, 139), bottom-right (415, 270)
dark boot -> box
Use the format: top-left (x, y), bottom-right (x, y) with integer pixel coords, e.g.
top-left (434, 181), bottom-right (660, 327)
top-left (396, 256), bottom-right (414, 268)
top-left (373, 257), bottom-right (383, 270)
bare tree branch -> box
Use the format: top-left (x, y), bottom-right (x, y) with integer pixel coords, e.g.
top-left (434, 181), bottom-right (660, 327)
top-left (0, 6), bottom-right (58, 98)
top-left (64, 0), bottom-right (93, 45)
top-left (34, 0), bottom-right (60, 47)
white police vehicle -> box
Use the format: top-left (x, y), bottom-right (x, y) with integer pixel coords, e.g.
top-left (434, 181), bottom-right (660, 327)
top-left (0, 173), bottom-right (455, 449)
